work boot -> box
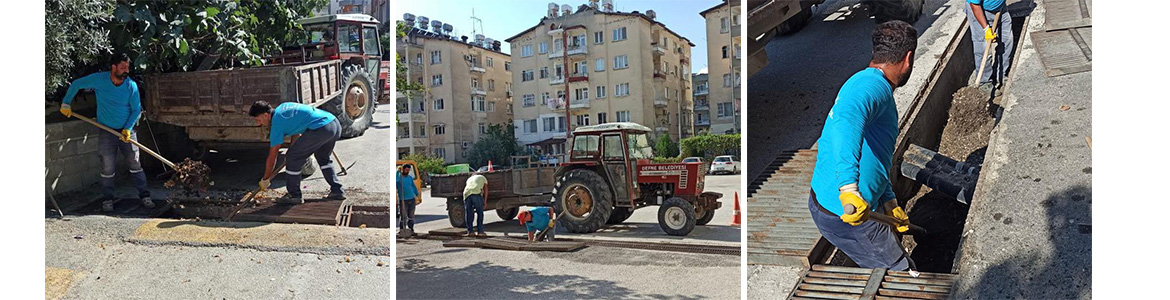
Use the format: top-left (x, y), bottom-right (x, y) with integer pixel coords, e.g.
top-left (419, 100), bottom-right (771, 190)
top-left (977, 82), bottom-right (995, 95)
top-left (140, 197), bottom-right (156, 209)
top-left (276, 194), bottom-right (303, 205)
top-left (324, 192), bottom-right (347, 200)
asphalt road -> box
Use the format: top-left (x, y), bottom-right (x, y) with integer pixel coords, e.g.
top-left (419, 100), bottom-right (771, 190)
top-left (745, 0), bottom-right (957, 182)
top-left (407, 173), bottom-right (743, 246)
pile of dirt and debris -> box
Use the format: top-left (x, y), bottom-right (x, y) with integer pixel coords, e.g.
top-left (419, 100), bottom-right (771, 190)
top-left (164, 158), bottom-right (212, 192)
top-left (938, 87), bottom-right (997, 163)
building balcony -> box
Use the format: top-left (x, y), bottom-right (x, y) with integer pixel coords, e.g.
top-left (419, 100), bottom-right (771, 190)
top-left (696, 119), bottom-right (711, 126)
top-left (655, 126), bottom-right (669, 133)
top-left (549, 45), bottom-right (587, 59)
top-left (694, 89), bottom-right (708, 96)
top-left (680, 57), bottom-right (689, 65)
top-left (568, 72), bottom-right (588, 82)
top-left (397, 112), bottom-right (426, 123)
top-left (569, 99), bottom-right (590, 110)
top-left (653, 69), bottom-right (667, 81)
top-left (654, 97), bottom-right (668, 107)
top-left (731, 24), bottom-right (741, 36)
top-left (549, 76), bottom-right (565, 85)
top-left (471, 88), bottom-right (487, 96)
top-left (651, 43), bottom-right (665, 55)
top-left (396, 137), bottom-right (428, 148)
top-left (694, 102), bottom-right (709, 110)
top-left (470, 65), bottom-right (486, 73)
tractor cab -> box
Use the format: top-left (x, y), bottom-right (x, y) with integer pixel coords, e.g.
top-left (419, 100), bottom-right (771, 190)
top-left (555, 122), bottom-right (723, 236)
top-left (270, 14), bottom-right (382, 76)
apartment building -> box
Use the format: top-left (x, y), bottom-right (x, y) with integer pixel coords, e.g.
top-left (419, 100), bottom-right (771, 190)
top-left (396, 18), bottom-right (513, 164)
top-left (699, 0), bottom-right (741, 134)
top-left (505, 1), bottom-right (694, 155)
top-left (692, 73), bottom-right (712, 134)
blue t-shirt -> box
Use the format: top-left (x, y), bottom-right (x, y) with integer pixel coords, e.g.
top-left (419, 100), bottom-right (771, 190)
top-left (525, 207), bottom-right (551, 232)
top-left (810, 68), bottom-right (900, 215)
top-left (268, 102), bottom-right (336, 147)
top-left (396, 173), bottom-right (418, 203)
top-left (967, 0), bottom-right (1003, 11)
top-left (61, 72), bottom-right (142, 130)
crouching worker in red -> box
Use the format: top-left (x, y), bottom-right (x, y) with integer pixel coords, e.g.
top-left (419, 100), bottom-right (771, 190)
top-left (517, 206), bottom-right (555, 242)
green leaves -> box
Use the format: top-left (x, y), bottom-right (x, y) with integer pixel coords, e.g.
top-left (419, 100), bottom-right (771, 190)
top-left (680, 134), bottom-right (741, 159)
top-left (654, 134), bottom-right (681, 158)
top-left (466, 124), bottom-right (524, 168)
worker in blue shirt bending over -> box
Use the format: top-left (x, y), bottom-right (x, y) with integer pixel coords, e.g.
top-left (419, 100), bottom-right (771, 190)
top-left (808, 21), bottom-right (918, 270)
top-left (966, 0), bottom-right (1013, 93)
top-left (59, 53), bottom-right (153, 212)
top-left (249, 100), bottom-right (345, 204)
top-left (518, 206), bottom-right (555, 242)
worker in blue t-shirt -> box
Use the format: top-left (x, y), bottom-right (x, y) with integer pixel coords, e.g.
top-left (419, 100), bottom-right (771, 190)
top-left (396, 164), bottom-right (421, 232)
top-left (249, 101), bottom-right (344, 204)
top-left (808, 21), bottom-right (918, 270)
top-left (59, 53), bottom-right (153, 212)
top-left (518, 206), bottom-right (555, 242)
top-left (966, 0), bottom-right (1013, 93)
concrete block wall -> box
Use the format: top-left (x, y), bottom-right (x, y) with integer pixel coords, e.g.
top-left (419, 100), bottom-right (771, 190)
top-left (45, 120), bottom-right (103, 195)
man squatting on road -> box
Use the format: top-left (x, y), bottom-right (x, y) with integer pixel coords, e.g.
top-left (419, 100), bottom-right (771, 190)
top-left (966, 0), bottom-right (1013, 93)
top-left (518, 206), bottom-right (555, 242)
top-left (463, 174), bottom-right (488, 237)
top-left (59, 53), bottom-right (154, 212)
top-left (250, 101), bottom-right (345, 204)
top-left (808, 21), bottom-right (917, 270)
top-left (396, 164), bottom-right (421, 232)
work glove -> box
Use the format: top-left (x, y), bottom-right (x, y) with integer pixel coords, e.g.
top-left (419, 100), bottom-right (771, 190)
top-left (838, 184), bottom-right (869, 226)
top-left (259, 179), bottom-right (271, 191)
top-left (886, 206), bottom-right (911, 233)
top-left (415, 196), bottom-right (422, 205)
top-left (120, 129), bottom-right (132, 143)
top-left (983, 26), bottom-right (997, 42)
top-left (59, 104), bottom-right (72, 118)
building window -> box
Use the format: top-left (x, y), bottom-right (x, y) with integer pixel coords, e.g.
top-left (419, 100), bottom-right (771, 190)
top-left (598, 112), bottom-right (607, 123)
top-left (594, 58), bottom-right (605, 72)
top-left (471, 78), bottom-right (479, 89)
top-left (523, 94), bottom-right (536, 107)
top-left (522, 70), bottom-right (534, 82)
top-left (486, 57), bottom-right (494, 67)
top-left (616, 111), bottom-right (631, 122)
top-left (431, 50), bottom-right (442, 64)
top-left (488, 101), bottom-right (496, 112)
top-left (615, 83), bottom-right (630, 96)
top-left (594, 31), bottom-right (604, 44)
top-left (612, 27), bottom-right (627, 41)
top-left (539, 42), bottom-right (548, 54)
top-left (434, 148), bottom-right (446, 159)
top-left (431, 75), bottom-right (443, 86)
top-left (522, 44), bottom-right (533, 57)
top-left (524, 119), bottom-right (538, 133)
top-left (479, 123), bottom-right (487, 134)
top-left (506, 82), bottom-right (512, 93)
top-left (414, 53), bottom-right (422, 64)
top-left (574, 88), bottom-right (589, 101)
top-left (542, 117), bottom-right (557, 132)
top-left (574, 61), bottom-right (587, 76)
top-left (505, 62), bottom-right (511, 71)
top-left (722, 46), bottom-right (728, 59)
top-left (434, 124), bottom-right (446, 135)
top-left (576, 114), bottom-right (590, 126)
top-left (613, 55), bottom-right (628, 69)
top-left (596, 85), bottom-right (606, 98)
top-left (718, 102), bottom-right (734, 118)
top-left (540, 67), bottom-right (548, 79)
top-left (542, 92), bottom-right (550, 105)
top-left (721, 17), bottom-right (729, 33)
top-left (433, 98), bottom-right (445, 110)
top-left (732, 13), bottom-right (740, 26)
top-left (556, 91), bottom-right (566, 104)
top-left (472, 96), bottom-right (485, 112)
top-left (488, 79), bottom-right (495, 91)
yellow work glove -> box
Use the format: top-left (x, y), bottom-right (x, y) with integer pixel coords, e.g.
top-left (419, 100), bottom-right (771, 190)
top-left (886, 206), bottom-right (911, 233)
top-left (838, 184), bottom-right (868, 226)
top-left (415, 196), bottom-right (422, 205)
top-left (120, 129), bottom-right (132, 143)
top-left (983, 26), bottom-right (996, 42)
top-left (59, 104), bottom-right (72, 118)
top-left (259, 179), bottom-right (271, 191)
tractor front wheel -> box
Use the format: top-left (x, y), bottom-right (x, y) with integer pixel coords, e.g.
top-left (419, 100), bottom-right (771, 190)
top-left (496, 207), bottom-right (519, 221)
top-left (553, 169), bottom-right (613, 233)
top-left (658, 197), bottom-right (697, 236)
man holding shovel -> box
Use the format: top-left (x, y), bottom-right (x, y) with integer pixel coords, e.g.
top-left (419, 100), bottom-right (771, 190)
top-left (59, 53), bottom-right (153, 212)
top-left (249, 100), bottom-right (345, 204)
top-left (808, 21), bottom-right (917, 270)
top-left (966, 0), bottom-right (1013, 93)
top-left (396, 164), bottom-right (421, 233)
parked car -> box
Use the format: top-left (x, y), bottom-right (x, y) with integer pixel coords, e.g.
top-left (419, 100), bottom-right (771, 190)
top-left (709, 155), bottom-right (741, 175)
top-left (682, 157), bottom-right (704, 164)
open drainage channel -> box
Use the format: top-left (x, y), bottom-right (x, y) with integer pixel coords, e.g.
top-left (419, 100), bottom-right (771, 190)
top-left (157, 189), bottom-right (391, 229)
top-left (422, 229), bottom-right (740, 256)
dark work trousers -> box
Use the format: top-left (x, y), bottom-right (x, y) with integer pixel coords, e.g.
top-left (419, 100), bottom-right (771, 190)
top-left (397, 199), bottom-right (416, 230)
top-left (809, 191), bottom-right (909, 270)
top-left (465, 194), bottom-right (485, 234)
top-left (283, 119), bottom-right (343, 198)
top-left (98, 129), bottom-right (149, 200)
top-left (965, 4), bottom-right (1014, 85)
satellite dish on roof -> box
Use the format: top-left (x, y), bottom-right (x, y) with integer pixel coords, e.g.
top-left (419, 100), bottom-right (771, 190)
top-left (403, 13), bottom-right (416, 23)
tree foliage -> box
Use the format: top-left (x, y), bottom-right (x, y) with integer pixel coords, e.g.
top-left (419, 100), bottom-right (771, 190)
top-left (466, 124), bottom-right (523, 168)
top-left (395, 22), bottom-right (423, 94)
top-left (653, 134), bottom-right (680, 158)
top-left (402, 152), bottom-right (446, 175)
top-left (680, 134), bottom-right (741, 159)
top-left (45, 0), bottom-right (113, 97)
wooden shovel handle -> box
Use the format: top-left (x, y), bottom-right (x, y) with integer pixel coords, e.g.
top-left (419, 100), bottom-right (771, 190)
top-left (72, 114), bottom-right (177, 169)
top-left (975, 11), bottom-right (1003, 82)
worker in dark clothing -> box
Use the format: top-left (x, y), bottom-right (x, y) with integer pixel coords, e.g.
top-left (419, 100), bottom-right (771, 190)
top-left (59, 53), bottom-right (153, 212)
top-left (808, 21), bottom-right (918, 270)
top-left (249, 101), bottom-right (345, 204)
top-left (966, 0), bottom-right (1013, 93)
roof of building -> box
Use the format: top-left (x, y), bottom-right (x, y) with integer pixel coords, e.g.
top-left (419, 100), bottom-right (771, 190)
top-left (505, 6), bottom-right (694, 47)
top-left (298, 14), bottom-right (379, 25)
top-left (572, 122), bottom-right (652, 134)
top-left (403, 27), bottom-right (510, 57)
top-left (699, 0), bottom-right (740, 18)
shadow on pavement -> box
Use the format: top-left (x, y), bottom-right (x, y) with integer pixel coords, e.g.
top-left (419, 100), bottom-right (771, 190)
top-left (396, 258), bottom-right (705, 300)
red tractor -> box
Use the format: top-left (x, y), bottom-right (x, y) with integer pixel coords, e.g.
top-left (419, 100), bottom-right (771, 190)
top-left (553, 123), bottom-right (723, 236)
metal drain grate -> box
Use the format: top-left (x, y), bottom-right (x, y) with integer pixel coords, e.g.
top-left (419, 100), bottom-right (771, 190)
top-left (788, 265), bottom-right (958, 300)
top-left (747, 149), bottom-right (833, 267)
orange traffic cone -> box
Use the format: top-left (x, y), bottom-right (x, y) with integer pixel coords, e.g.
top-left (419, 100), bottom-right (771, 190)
top-left (730, 191), bottom-right (741, 227)
top-left (488, 160), bottom-right (494, 172)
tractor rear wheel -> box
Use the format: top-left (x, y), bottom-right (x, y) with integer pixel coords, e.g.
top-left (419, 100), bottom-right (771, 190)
top-left (658, 197), bottom-right (697, 236)
top-left (321, 64), bottom-right (376, 138)
top-left (695, 203), bottom-right (716, 226)
top-left (553, 169), bottom-right (613, 233)
top-left (496, 207), bottom-right (519, 221)
top-left (606, 207), bottom-right (633, 224)
top-left (448, 199), bottom-right (466, 228)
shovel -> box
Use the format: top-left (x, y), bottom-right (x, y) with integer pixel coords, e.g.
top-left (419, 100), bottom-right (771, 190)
top-left (972, 11), bottom-right (1002, 88)
top-left (843, 204), bottom-right (929, 236)
top-left (225, 161), bottom-right (286, 222)
top-left (397, 197), bottom-right (415, 239)
top-left (71, 114), bottom-right (176, 169)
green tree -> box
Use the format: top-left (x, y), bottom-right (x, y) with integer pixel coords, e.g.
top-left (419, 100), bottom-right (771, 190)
top-left (45, 0), bottom-right (114, 98)
top-left (654, 134), bottom-right (680, 158)
top-left (680, 134), bottom-right (741, 159)
top-left (402, 152), bottom-right (445, 175)
top-left (465, 124), bottom-right (523, 168)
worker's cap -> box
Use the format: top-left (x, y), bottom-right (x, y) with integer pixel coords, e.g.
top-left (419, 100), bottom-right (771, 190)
top-left (517, 210), bottom-right (532, 224)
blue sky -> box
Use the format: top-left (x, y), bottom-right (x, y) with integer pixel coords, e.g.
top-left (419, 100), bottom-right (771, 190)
top-left (395, 0), bottom-right (723, 74)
